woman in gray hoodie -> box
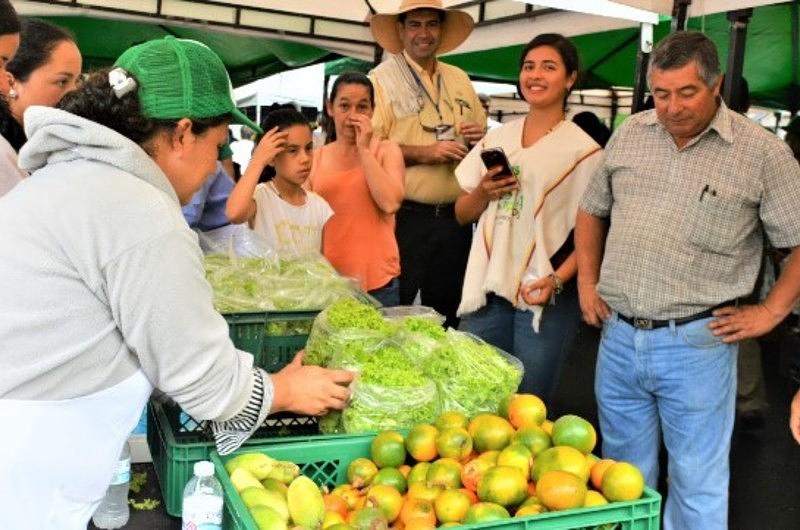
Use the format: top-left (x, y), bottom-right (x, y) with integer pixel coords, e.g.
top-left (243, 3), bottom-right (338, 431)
top-left (0, 37), bottom-right (353, 529)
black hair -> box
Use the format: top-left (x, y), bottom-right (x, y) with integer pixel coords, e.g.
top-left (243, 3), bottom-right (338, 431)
top-left (0, 19), bottom-right (75, 152)
top-left (58, 68), bottom-right (229, 154)
top-left (517, 33), bottom-right (580, 110)
top-left (257, 106), bottom-right (311, 181)
top-left (648, 31), bottom-right (721, 88)
top-left (323, 71), bottom-right (374, 143)
top-left (7, 19), bottom-right (74, 84)
top-left (572, 111), bottom-right (611, 147)
top-left (398, 9), bottom-right (446, 24)
top-left (786, 131), bottom-right (800, 164)
top-left (0, 0), bottom-right (20, 35)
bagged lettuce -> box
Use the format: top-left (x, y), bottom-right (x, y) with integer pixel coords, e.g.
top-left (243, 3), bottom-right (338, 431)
top-left (424, 329), bottom-right (523, 417)
top-left (304, 298), bottom-right (389, 367)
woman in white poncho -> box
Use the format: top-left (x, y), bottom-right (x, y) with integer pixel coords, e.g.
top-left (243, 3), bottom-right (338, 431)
top-left (454, 34), bottom-right (603, 402)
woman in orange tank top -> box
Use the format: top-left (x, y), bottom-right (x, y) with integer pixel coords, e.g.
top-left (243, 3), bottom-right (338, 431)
top-left (310, 72), bottom-right (405, 306)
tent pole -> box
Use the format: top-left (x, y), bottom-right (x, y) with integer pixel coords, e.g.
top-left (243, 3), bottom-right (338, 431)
top-left (722, 9), bottom-right (753, 112)
top-left (631, 23), bottom-right (653, 114)
top-left (671, 0), bottom-right (692, 32)
top-left (610, 88), bottom-right (619, 131)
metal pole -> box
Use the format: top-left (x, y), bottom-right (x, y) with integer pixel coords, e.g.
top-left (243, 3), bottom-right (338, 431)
top-left (631, 23), bottom-right (654, 114)
top-left (671, 0), bottom-right (692, 32)
top-left (722, 9), bottom-right (753, 112)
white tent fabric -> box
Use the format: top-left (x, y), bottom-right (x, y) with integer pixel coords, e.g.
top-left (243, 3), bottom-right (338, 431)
top-left (613, 0), bottom-right (785, 17)
top-left (11, 0), bottom-right (654, 61)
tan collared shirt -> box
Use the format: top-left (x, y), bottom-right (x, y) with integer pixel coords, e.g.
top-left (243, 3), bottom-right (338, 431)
top-left (371, 51), bottom-right (486, 204)
top-left (580, 103), bottom-right (800, 319)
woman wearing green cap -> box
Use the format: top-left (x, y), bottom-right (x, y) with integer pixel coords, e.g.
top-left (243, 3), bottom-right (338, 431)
top-left (0, 36), bottom-right (353, 529)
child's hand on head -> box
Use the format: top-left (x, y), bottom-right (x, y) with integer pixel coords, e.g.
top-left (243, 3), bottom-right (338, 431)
top-left (252, 127), bottom-right (289, 167)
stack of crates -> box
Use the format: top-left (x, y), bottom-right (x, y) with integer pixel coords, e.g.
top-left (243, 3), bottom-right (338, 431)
top-left (211, 435), bottom-right (663, 530)
top-left (147, 309), bottom-right (320, 516)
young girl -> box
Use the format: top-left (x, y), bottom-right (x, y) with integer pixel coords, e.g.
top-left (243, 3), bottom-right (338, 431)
top-left (310, 72), bottom-right (404, 306)
top-left (226, 108), bottom-right (333, 257)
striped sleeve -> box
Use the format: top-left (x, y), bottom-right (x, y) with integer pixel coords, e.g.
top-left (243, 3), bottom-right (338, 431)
top-left (208, 367), bottom-right (274, 455)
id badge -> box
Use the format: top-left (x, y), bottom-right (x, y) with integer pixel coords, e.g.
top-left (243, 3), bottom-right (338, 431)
top-left (434, 124), bottom-right (455, 141)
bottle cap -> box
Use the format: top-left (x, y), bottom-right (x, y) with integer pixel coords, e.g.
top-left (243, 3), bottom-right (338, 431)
top-left (194, 460), bottom-right (214, 477)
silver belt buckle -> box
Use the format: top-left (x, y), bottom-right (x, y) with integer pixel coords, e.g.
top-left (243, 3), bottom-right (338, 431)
top-left (633, 317), bottom-right (653, 330)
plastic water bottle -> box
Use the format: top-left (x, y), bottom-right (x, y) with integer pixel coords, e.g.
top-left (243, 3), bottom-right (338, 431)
top-left (182, 460), bottom-right (223, 530)
top-left (92, 441), bottom-right (131, 529)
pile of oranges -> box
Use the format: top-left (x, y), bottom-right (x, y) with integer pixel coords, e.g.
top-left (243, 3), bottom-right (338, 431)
top-left (320, 394), bottom-right (645, 530)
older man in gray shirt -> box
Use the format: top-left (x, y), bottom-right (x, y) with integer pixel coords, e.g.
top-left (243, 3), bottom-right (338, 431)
top-left (576, 31), bottom-right (800, 530)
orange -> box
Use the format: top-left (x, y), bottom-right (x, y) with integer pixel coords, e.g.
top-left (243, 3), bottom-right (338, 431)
top-left (583, 490), bottom-right (609, 507)
top-left (373, 467), bottom-right (407, 494)
top-left (406, 482), bottom-right (442, 503)
top-left (468, 414), bottom-right (515, 453)
top-left (498, 393), bottom-right (513, 420)
top-left (399, 498), bottom-right (436, 526)
top-left (403, 517), bottom-right (436, 530)
top-left (531, 446), bottom-right (590, 483)
top-left (601, 462), bottom-right (645, 502)
top-left (460, 457), bottom-right (493, 492)
top-left (324, 493), bottom-right (350, 518)
top-left (527, 482), bottom-right (537, 497)
top-left (405, 424), bottom-right (439, 462)
top-left (589, 459), bottom-right (616, 490)
top-left (366, 484), bottom-right (404, 522)
top-left (541, 420), bottom-right (554, 436)
top-left (464, 502), bottom-right (511, 524)
top-left (506, 394), bottom-right (547, 429)
top-left (477, 450), bottom-right (499, 465)
top-left (518, 496), bottom-right (543, 510)
top-left (398, 465), bottom-right (411, 478)
top-left (435, 427), bottom-right (473, 461)
top-left (585, 453), bottom-right (600, 467)
top-left (496, 442), bottom-right (533, 481)
top-left (433, 488), bottom-right (472, 523)
top-left (425, 458), bottom-right (462, 489)
top-left (332, 484), bottom-right (362, 510)
top-left (348, 507), bottom-right (389, 530)
top-left (324, 511), bottom-right (347, 530)
top-left (551, 415), bottom-right (597, 454)
top-left (435, 411), bottom-right (469, 431)
top-left (536, 470), bottom-right (587, 511)
top-left (476, 465), bottom-right (528, 507)
top-left (512, 426), bottom-right (552, 457)
top-left (371, 431), bottom-right (407, 469)
top-left (514, 504), bottom-right (547, 517)
top-left (406, 462), bottom-right (430, 486)
top-left (348, 458), bottom-right (379, 488)
top-left (458, 487), bottom-right (478, 505)
top-left (328, 524), bottom-right (357, 530)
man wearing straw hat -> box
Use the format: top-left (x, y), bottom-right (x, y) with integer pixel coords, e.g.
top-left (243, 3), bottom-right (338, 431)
top-left (369, 0), bottom-right (486, 327)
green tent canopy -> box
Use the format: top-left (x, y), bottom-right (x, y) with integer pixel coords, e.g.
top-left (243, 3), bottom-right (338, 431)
top-left (38, 16), bottom-right (337, 87)
top-left (444, 2), bottom-right (799, 111)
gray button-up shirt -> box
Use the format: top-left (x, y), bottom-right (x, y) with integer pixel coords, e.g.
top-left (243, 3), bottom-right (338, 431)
top-left (580, 103), bottom-right (800, 319)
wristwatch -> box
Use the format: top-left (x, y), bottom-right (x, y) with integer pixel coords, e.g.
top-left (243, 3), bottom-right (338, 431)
top-left (548, 273), bottom-right (564, 295)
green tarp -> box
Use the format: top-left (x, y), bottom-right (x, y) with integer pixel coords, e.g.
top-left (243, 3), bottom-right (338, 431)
top-left (39, 16), bottom-right (335, 87)
top-left (326, 2), bottom-right (800, 111)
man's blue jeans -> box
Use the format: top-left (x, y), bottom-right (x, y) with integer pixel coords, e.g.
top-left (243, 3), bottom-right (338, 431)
top-left (596, 313), bottom-right (737, 530)
top-left (459, 280), bottom-right (581, 403)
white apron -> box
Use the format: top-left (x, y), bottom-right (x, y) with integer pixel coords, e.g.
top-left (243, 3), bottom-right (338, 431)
top-left (0, 370), bottom-right (153, 529)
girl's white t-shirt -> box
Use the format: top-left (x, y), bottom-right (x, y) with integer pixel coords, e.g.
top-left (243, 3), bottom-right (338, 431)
top-left (251, 182), bottom-right (334, 257)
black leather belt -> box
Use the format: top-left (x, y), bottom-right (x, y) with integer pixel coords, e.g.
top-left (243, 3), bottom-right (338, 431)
top-left (400, 199), bottom-right (455, 219)
top-left (619, 300), bottom-right (739, 330)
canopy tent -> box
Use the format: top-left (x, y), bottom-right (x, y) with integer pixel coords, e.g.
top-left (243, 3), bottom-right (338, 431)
top-left (11, 1), bottom-right (799, 110)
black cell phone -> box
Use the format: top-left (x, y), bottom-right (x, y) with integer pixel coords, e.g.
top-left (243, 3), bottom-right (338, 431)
top-left (480, 147), bottom-right (514, 179)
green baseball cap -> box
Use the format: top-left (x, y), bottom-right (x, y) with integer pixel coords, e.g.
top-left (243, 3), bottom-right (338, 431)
top-left (114, 36), bottom-right (261, 133)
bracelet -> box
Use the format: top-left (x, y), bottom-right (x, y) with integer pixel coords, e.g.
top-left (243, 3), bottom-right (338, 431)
top-left (548, 273), bottom-right (564, 295)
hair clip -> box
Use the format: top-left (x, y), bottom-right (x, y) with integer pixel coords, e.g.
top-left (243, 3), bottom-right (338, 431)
top-left (108, 67), bottom-right (137, 99)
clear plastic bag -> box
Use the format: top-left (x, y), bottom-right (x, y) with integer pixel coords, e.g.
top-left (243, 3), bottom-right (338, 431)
top-left (380, 305), bottom-right (445, 325)
top-left (342, 377), bottom-right (439, 433)
top-left (424, 329), bottom-right (524, 417)
top-left (304, 298), bottom-right (390, 367)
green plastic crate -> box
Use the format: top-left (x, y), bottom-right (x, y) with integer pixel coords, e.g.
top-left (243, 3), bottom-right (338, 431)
top-left (147, 399), bottom-right (320, 517)
top-left (224, 310), bottom-right (318, 372)
top-left (212, 435), bottom-right (662, 530)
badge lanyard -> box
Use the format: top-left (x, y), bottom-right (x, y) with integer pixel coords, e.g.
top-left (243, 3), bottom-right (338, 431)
top-left (404, 57), bottom-right (448, 124)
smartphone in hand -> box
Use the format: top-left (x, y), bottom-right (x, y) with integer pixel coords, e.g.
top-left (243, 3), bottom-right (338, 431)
top-left (480, 147), bottom-right (514, 180)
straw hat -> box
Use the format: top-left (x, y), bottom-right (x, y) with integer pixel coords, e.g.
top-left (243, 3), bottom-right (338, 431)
top-left (370, 0), bottom-right (474, 55)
